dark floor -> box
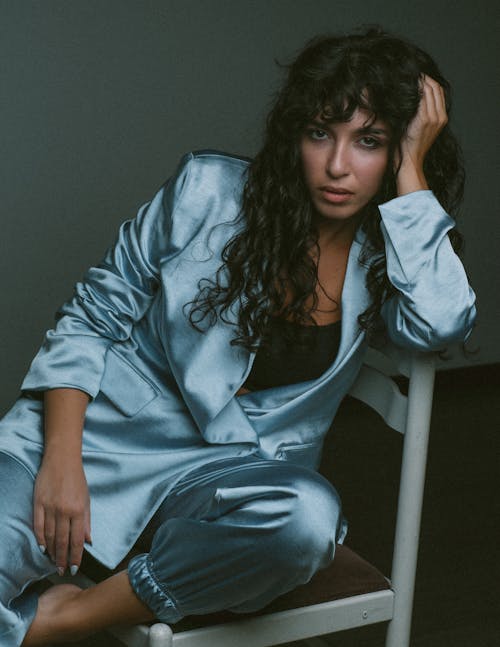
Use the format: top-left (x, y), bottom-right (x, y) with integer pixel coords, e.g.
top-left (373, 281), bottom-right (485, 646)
top-left (51, 362), bottom-right (500, 647)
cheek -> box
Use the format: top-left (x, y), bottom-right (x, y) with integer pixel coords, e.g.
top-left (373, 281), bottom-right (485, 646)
top-left (300, 143), bottom-right (313, 168)
top-left (300, 137), bottom-right (327, 171)
top-left (300, 149), bottom-right (320, 185)
top-left (360, 156), bottom-right (389, 189)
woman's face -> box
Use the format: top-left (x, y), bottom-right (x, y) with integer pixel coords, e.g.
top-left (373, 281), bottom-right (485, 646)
top-left (300, 108), bottom-right (391, 226)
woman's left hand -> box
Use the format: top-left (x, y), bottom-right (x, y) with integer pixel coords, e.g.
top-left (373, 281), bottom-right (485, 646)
top-left (395, 74), bottom-right (448, 195)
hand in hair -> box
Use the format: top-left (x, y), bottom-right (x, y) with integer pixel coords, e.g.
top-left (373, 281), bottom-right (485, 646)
top-left (395, 74), bottom-right (449, 195)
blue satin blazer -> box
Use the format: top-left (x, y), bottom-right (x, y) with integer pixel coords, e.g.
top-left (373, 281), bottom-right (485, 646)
top-left (0, 151), bottom-right (476, 568)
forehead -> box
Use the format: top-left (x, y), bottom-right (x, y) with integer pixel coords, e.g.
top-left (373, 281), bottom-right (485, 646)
top-left (315, 107), bottom-right (389, 131)
top-left (314, 86), bottom-right (388, 126)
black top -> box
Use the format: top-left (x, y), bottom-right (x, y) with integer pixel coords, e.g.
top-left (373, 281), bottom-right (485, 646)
top-left (243, 318), bottom-right (341, 391)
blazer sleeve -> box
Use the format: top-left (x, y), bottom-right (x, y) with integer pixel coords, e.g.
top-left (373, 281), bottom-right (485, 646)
top-left (21, 154), bottom-right (193, 398)
top-left (378, 190), bottom-right (476, 351)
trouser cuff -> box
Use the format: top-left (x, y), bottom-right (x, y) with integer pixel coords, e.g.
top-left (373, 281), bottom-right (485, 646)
top-left (128, 553), bottom-right (182, 623)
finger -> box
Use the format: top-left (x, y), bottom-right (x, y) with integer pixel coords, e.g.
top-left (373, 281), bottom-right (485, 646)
top-left (414, 76), bottom-right (431, 122)
top-left (419, 74), bottom-right (432, 101)
top-left (84, 506), bottom-right (92, 546)
top-left (54, 515), bottom-right (70, 575)
top-left (421, 74), bottom-right (440, 92)
top-left (69, 516), bottom-right (85, 574)
top-left (422, 76), bottom-right (447, 124)
top-left (33, 503), bottom-right (47, 554)
top-left (427, 79), bottom-right (447, 128)
top-left (44, 510), bottom-right (56, 562)
top-left (426, 87), bottom-right (439, 127)
top-left (435, 83), bottom-right (448, 123)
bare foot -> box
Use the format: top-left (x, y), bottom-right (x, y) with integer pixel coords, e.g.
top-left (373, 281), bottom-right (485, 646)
top-left (22, 583), bottom-right (88, 646)
top-left (23, 569), bottom-right (155, 645)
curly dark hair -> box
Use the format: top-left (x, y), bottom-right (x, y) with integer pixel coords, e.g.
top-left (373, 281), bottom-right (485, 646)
top-left (188, 26), bottom-right (465, 349)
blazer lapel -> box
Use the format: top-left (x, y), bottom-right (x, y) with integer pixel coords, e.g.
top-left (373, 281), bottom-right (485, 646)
top-left (329, 232), bottom-right (371, 374)
top-left (159, 224), bottom-right (258, 446)
top-left (161, 226), bottom-right (370, 446)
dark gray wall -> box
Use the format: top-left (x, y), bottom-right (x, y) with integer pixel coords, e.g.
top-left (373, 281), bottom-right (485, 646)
top-left (1, 0), bottom-right (499, 414)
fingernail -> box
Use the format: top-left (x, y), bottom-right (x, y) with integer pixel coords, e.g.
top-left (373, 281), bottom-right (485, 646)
top-left (38, 545), bottom-right (46, 554)
top-left (57, 567), bottom-right (65, 577)
top-left (70, 565), bottom-right (79, 576)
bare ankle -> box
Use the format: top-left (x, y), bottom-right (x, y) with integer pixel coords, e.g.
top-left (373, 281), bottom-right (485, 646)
top-left (24, 569), bottom-right (156, 645)
top-left (23, 584), bottom-right (87, 646)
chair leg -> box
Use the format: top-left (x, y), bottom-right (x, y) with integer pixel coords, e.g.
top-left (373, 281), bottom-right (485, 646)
top-left (385, 615), bottom-right (410, 647)
top-left (385, 354), bottom-right (435, 647)
top-left (148, 623), bottom-right (173, 646)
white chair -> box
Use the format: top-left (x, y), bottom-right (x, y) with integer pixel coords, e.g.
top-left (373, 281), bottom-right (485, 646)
top-left (55, 345), bottom-right (436, 647)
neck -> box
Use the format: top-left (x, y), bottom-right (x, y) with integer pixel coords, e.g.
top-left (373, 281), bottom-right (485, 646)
top-left (313, 213), bottom-right (360, 249)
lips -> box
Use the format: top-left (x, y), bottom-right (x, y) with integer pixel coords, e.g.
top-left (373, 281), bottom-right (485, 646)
top-left (321, 186), bottom-right (353, 195)
top-left (319, 186), bottom-right (354, 204)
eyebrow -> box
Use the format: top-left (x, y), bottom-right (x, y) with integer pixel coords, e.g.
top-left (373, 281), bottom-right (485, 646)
top-left (309, 119), bottom-right (390, 137)
top-left (358, 125), bottom-right (390, 136)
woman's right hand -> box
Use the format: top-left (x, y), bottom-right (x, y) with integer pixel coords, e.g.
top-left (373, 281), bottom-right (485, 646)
top-left (35, 387), bottom-right (92, 575)
top-left (34, 454), bottom-right (91, 575)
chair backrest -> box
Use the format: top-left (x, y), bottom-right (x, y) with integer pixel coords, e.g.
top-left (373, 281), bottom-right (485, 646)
top-left (348, 346), bottom-right (436, 647)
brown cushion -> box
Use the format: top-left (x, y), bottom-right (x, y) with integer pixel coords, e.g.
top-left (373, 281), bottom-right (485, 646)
top-left (82, 544), bottom-right (389, 632)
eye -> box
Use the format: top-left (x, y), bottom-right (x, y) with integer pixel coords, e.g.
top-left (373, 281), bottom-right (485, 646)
top-left (359, 136), bottom-right (381, 149)
top-left (306, 127), bottom-right (329, 141)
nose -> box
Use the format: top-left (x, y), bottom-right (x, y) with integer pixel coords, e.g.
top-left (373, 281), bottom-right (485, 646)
top-left (326, 141), bottom-right (350, 178)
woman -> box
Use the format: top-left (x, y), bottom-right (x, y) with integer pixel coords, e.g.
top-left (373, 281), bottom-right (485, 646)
top-left (0, 27), bottom-right (475, 645)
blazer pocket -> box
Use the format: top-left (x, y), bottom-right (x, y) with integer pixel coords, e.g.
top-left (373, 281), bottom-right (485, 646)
top-left (99, 348), bottom-right (159, 417)
top-left (277, 441), bottom-right (323, 470)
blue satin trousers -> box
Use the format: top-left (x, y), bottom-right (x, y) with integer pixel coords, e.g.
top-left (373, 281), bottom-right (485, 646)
top-left (0, 452), bottom-right (346, 645)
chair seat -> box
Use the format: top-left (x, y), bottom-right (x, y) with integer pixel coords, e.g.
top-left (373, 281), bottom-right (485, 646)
top-left (173, 544), bottom-right (390, 632)
top-left (81, 543), bottom-right (390, 632)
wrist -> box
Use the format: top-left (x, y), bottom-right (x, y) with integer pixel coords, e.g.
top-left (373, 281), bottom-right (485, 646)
top-left (42, 438), bottom-right (83, 463)
top-left (396, 160), bottom-right (428, 196)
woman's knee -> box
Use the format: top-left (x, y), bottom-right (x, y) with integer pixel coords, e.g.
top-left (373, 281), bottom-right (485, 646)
top-left (211, 462), bottom-right (344, 571)
top-left (259, 466), bottom-right (344, 576)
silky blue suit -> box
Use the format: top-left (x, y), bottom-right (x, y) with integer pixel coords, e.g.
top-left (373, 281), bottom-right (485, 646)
top-left (0, 151), bottom-right (476, 644)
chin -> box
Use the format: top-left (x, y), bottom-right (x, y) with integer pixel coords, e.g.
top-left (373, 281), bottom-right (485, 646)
top-left (314, 204), bottom-right (361, 221)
